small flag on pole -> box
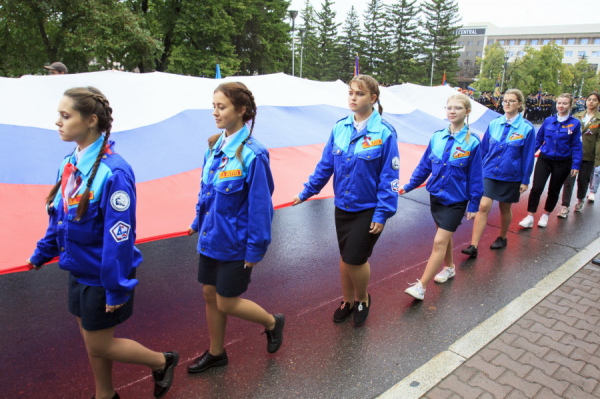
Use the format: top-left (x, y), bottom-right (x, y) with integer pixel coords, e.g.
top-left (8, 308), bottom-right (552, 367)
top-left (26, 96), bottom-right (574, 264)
top-left (441, 71), bottom-right (446, 86)
top-left (354, 54), bottom-right (359, 77)
top-left (492, 73), bottom-right (501, 107)
top-left (215, 63), bottom-right (222, 79)
top-left (537, 83), bottom-right (542, 105)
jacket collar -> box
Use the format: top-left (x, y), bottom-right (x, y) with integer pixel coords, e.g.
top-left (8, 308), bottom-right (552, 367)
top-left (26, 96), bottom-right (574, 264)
top-left (575, 110), bottom-right (600, 128)
top-left (213, 125), bottom-right (251, 158)
top-left (440, 124), bottom-right (469, 144)
top-left (343, 109), bottom-right (383, 134)
top-left (500, 113), bottom-right (523, 128)
top-left (68, 135), bottom-right (105, 176)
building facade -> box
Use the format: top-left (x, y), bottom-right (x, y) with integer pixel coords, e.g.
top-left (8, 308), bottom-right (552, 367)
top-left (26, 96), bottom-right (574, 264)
top-left (456, 23), bottom-right (600, 88)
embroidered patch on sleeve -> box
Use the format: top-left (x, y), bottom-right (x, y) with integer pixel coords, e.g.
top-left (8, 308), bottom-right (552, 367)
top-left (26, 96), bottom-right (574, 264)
top-left (392, 156), bottom-right (400, 170)
top-left (110, 221), bottom-right (131, 243)
top-left (391, 179), bottom-right (401, 193)
top-left (110, 191), bottom-right (130, 212)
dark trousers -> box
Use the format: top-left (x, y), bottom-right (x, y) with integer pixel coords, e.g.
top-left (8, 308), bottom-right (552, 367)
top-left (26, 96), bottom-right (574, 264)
top-left (527, 155), bottom-right (573, 213)
top-left (561, 160), bottom-right (595, 206)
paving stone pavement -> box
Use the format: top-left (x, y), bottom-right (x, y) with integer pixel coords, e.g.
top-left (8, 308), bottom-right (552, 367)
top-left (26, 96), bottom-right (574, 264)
top-left (423, 263), bottom-right (600, 399)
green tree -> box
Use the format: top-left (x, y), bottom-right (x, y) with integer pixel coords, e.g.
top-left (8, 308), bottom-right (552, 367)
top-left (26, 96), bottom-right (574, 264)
top-left (313, 0), bottom-right (341, 81)
top-left (569, 59), bottom-right (600, 96)
top-left (361, 0), bottom-right (387, 76)
top-left (0, 0), bottom-right (160, 77)
top-left (421, 0), bottom-right (461, 86)
top-left (339, 5), bottom-right (361, 82)
top-left (383, 0), bottom-right (421, 85)
top-left (472, 42), bottom-right (506, 92)
top-left (299, 0), bottom-right (319, 79)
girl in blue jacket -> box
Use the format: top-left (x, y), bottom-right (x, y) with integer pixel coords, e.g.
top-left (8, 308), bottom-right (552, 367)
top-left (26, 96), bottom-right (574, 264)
top-left (292, 74), bottom-right (399, 326)
top-left (461, 89), bottom-right (536, 257)
top-left (27, 87), bottom-right (178, 399)
top-left (519, 93), bottom-right (583, 228)
top-left (400, 93), bottom-right (483, 300)
top-left (186, 82), bottom-right (284, 374)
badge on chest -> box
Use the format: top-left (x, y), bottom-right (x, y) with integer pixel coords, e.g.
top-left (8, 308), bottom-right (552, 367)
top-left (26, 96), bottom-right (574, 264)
top-left (453, 147), bottom-right (470, 159)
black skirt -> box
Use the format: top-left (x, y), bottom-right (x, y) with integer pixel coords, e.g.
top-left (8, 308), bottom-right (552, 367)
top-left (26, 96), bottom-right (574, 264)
top-left (430, 194), bottom-right (468, 233)
top-left (483, 178), bottom-right (521, 203)
top-left (335, 207), bottom-right (381, 265)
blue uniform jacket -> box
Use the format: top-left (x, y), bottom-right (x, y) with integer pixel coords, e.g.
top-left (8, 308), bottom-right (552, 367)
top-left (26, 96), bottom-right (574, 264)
top-left (298, 111), bottom-right (399, 224)
top-left (404, 126), bottom-right (484, 213)
top-left (191, 125), bottom-right (274, 263)
top-left (481, 114), bottom-right (536, 184)
top-left (30, 136), bottom-right (142, 306)
top-left (535, 115), bottom-right (583, 170)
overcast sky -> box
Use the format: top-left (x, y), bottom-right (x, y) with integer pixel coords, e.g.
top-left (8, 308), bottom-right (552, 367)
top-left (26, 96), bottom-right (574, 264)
top-left (288, 0), bottom-right (600, 28)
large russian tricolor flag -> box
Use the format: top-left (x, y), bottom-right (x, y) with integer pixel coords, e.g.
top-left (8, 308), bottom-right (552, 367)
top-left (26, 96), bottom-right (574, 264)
top-left (0, 72), bottom-right (499, 274)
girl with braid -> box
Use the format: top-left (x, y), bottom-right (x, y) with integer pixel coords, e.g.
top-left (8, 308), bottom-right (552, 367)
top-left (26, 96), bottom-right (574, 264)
top-left (292, 75), bottom-right (399, 326)
top-left (186, 82), bottom-right (284, 374)
top-left (27, 87), bottom-right (178, 399)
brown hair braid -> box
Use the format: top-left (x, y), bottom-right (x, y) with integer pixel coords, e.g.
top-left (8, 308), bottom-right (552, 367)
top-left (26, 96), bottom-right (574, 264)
top-left (45, 87), bottom-right (113, 220)
top-left (208, 82), bottom-right (257, 168)
top-left (349, 74), bottom-right (383, 115)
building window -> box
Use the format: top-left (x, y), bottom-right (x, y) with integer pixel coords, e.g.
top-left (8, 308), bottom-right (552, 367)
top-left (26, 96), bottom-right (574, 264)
top-left (458, 41), bottom-right (464, 46)
top-left (519, 39), bottom-right (526, 45)
top-left (567, 39), bottom-right (575, 45)
top-left (518, 51), bottom-right (524, 57)
top-left (467, 40), bottom-right (473, 46)
top-left (466, 51), bottom-right (472, 56)
top-left (579, 51), bottom-right (586, 57)
top-left (543, 39), bottom-right (550, 45)
top-left (592, 51), bottom-right (600, 57)
top-left (508, 39), bottom-right (514, 45)
top-left (565, 51), bottom-right (573, 57)
top-left (555, 39), bottom-right (562, 45)
top-left (477, 40), bottom-right (483, 46)
top-left (488, 39), bottom-right (494, 45)
top-left (531, 39), bottom-right (538, 45)
top-left (581, 38), bottom-right (589, 45)
top-left (458, 62), bottom-right (462, 67)
top-left (476, 51), bottom-right (482, 57)
top-left (595, 39), bottom-right (600, 44)
top-left (498, 40), bottom-right (504, 45)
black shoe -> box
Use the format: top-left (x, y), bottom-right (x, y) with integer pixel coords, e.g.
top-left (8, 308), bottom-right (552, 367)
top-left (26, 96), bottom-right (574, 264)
top-left (187, 350), bottom-right (228, 374)
top-left (333, 301), bottom-right (355, 323)
top-left (152, 351), bottom-right (179, 398)
top-left (92, 393), bottom-right (120, 399)
top-left (592, 257), bottom-right (600, 266)
top-left (265, 314), bottom-right (285, 354)
top-left (461, 245), bottom-right (478, 258)
top-left (490, 237), bottom-right (507, 250)
top-left (353, 294), bottom-right (371, 326)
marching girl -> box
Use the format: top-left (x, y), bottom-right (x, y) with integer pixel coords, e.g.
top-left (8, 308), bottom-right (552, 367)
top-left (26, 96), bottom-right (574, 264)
top-left (461, 89), bottom-right (535, 258)
top-left (186, 82), bottom-right (284, 374)
top-left (519, 93), bottom-right (582, 228)
top-left (558, 92), bottom-right (600, 215)
top-left (400, 93), bottom-right (483, 300)
top-left (27, 87), bottom-right (178, 399)
top-left (292, 74), bottom-right (399, 326)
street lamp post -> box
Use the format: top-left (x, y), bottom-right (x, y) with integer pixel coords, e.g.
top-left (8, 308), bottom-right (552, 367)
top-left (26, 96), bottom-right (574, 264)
top-left (430, 49), bottom-right (435, 86)
top-left (289, 10), bottom-right (298, 77)
top-left (579, 53), bottom-right (589, 97)
top-left (298, 28), bottom-right (305, 78)
top-left (501, 53), bottom-right (509, 92)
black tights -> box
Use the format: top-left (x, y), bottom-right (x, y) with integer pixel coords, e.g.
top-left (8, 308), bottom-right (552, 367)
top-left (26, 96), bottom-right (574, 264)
top-left (527, 155), bottom-right (572, 214)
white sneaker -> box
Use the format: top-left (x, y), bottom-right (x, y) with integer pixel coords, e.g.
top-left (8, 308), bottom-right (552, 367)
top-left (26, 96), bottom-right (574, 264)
top-left (538, 214), bottom-right (549, 227)
top-left (519, 215), bottom-right (534, 228)
top-left (434, 266), bottom-right (456, 283)
top-left (575, 201), bottom-right (584, 212)
top-left (557, 206), bottom-right (569, 218)
top-left (405, 280), bottom-right (425, 300)
top-left (588, 193), bottom-right (595, 202)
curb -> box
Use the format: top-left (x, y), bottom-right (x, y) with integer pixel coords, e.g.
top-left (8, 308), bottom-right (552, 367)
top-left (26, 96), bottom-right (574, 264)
top-left (378, 236), bottom-right (600, 399)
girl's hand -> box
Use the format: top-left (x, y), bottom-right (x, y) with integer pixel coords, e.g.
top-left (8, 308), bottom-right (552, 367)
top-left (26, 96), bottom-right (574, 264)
top-left (244, 261), bottom-right (258, 268)
top-left (106, 303), bottom-right (125, 313)
top-left (520, 184), bottom-right (529, 193)
top-left (369, 222), bottom-right (384, 234)
top-left (187, 226), bottom-right (197, 236)
top-left (398, 186), bottom-right (406, 195)
top-left (466, 212), bottom-right (477, 221)
top-left (571, 169), bottom-right (579, 177)
top-left (26, 258), bottom-right (41, 271)
top-left (291, 195), bottom-right (303, 206)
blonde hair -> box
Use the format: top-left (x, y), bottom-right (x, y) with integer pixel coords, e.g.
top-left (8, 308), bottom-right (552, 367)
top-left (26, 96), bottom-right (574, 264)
top-left (447, 93), bottom-right (472, 143)
top-left (504, 89), bottom-right (525, 112)
top-left (349, 74), bottom-right (383, 114)
top-left (557, 93), bottom-right (574, 108)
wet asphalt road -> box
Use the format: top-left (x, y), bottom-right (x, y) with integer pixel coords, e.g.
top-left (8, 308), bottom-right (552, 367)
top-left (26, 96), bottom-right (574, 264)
top-left (2, 187), bottom-right (599, 399)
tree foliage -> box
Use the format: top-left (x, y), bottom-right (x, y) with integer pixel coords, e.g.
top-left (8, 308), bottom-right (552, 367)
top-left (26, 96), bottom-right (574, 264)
top-left (339, 6), bottom-right (361, 82)
top-left (383, 0), bottom-right (422, 85)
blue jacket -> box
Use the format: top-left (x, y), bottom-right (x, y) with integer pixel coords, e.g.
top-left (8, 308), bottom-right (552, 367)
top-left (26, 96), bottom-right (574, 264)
top-left (481, 114), bottom-right (536, 184)
top-left (30, 136), bottom-right (142, 306)
top-left (298, 111), bottom-right (399, 224)
top-left (404, 126), bottom-right (484, 213)
top-left (536, 115), bottom-right (583, 170)
top-left (191, 126), bottom-right (274, 263)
